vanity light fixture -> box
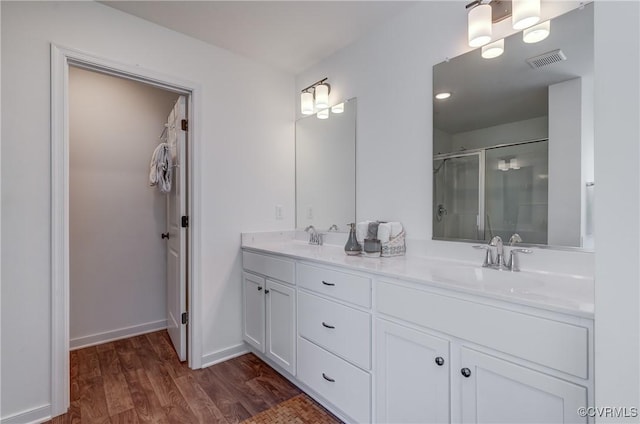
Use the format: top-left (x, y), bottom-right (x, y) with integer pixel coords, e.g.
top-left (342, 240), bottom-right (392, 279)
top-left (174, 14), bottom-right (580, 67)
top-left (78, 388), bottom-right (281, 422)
top-left (509, 158), bottom-right (520, 170)
top-left (512, 0), bottom-right (540, 30)
top-left (482, 39), bottom-right (504, 59)
top-left (300, 77), bottom-right (331, 115)
top-left (523, 20), bottom-right (550, 43)
top-left (317, 108), bottom-right (329, 120)
top-left (331, 102), bottom-right (344, 113)
top-left (467, 2), bottom-right (492, 47)
top-left (498, 159), bottom-right (509, 171)
top-left (435, 92), bottom-right (452, 100)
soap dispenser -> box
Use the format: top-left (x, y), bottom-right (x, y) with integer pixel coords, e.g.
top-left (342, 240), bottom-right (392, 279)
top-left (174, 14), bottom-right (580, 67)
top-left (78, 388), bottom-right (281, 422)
top-left (344, 222), bottom-right (362, 256)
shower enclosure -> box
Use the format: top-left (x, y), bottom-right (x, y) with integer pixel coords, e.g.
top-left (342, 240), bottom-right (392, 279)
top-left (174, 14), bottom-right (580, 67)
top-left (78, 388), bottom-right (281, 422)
top-left (433, 140), bottom-right (549, 244)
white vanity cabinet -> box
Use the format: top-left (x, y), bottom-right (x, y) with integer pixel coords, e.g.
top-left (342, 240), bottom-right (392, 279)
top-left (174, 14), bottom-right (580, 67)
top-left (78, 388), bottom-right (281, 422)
top-left (296, 263), bottom-right (373, 423)
top-left (376, 279), bottom-right (592, 424)
top-left (376, 319), bottom-right (450, 424)
top-left (242, 251), bottom-right (296, 375)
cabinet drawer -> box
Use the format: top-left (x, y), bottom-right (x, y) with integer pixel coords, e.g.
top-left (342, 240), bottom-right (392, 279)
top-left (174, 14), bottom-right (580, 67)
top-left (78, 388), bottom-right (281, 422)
top-left (243, 251), bottom-right (295, 284)
top-left (297, 337), bottom-right (371, 423)
top-left (297, 263), bottom-right (371, 308)
top-left (377, 281), bottom-right (589, 379)
top-left (298, 292), bottom-right (371, 370)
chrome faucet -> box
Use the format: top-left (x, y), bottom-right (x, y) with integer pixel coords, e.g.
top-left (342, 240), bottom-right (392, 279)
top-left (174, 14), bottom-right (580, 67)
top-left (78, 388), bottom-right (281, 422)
top-left (328, 224), bottom-right (339, 232)
top-left (304, 225), bottom-right (323, 245)
top-left (507, 248), bottom-right (533, 272)
top-left (489, 236), bottom-right (507, 269)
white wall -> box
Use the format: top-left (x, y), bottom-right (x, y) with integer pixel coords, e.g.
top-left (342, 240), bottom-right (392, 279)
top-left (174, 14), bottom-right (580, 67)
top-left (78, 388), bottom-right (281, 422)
top-left (594, 1), bottom-right (640, 420)
top-left (1, 1), bottom-right (294, 420)
top-left (69, 67), bottom-right (178, 349)
top-left (449, 116), bottom-right (548, 152)
top-left (548, 78), bottom-right (582, 247)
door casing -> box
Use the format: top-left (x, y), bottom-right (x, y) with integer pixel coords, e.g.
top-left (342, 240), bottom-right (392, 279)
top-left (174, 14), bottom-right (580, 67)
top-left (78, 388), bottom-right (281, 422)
top-left (50, 44), bottom-right (203, 417)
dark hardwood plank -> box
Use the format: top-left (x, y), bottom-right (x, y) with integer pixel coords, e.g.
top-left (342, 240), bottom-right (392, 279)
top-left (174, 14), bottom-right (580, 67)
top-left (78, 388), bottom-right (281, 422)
top-left (79, 375), bottom-right (110, 423)
top-left (109, 409), bottom-right (140, 424)
top-left (195, 367), bottom-right (252, 423)
top-left (77, 346), bottom-right (101, 380)
top-left (125, 368), bottom-right (170, 424)
top-left (174, 374), bottom-right (229, 424)
top-left (98, 345), bottom-right (135, 416)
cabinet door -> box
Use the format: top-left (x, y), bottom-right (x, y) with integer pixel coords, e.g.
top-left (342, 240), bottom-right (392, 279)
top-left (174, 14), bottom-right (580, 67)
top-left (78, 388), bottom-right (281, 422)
top-left (376, 319), bottom-right (450, 424)
top-left (243, 272), bottom-right (265, 352)
top-left (460, 347), bottom-right (588, 423)
top-left (265, 279), bottom-right (296, 374)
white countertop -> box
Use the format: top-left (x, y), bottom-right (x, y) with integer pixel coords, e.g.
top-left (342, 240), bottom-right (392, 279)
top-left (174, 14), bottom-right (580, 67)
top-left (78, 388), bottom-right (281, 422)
top-left (241, 233), bottom-right (594, 319)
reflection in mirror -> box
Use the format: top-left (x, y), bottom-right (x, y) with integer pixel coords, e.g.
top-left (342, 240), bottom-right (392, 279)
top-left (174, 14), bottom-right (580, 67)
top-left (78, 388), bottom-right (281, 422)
top-left (433, 4), bottom-right (593, 250)
top-left (296, 98), bottom-right (356, 231)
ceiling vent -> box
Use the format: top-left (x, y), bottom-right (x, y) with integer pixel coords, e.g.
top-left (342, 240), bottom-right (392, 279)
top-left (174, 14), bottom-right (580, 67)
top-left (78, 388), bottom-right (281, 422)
top-left (526, 49), bottom-right (567, 69)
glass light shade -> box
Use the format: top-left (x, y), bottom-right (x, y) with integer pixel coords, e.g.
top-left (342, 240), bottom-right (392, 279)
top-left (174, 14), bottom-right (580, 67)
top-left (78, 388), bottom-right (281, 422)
top-left (468, 4), bottom-right (492, 47)
top-left (435, 92), bottom-right (451, 100)
top-left (510, 159), bottom-right (520, 170)
top-left (523, 20), bottom-right (550, 43)
top-left (301, 91), bottom-right (314, 115)
top-left (512, 0), bottom-right (540, 30)
top-left (317, 108), bottom-right (329, 119)
top-left (498, 159), bottom-right (509, 171)
top-left (481, 39), bottom-right (504, 59)
top-left (331, 102), bottom-right (344, 113)
top-left (315, 83), bottom-right (330, 109)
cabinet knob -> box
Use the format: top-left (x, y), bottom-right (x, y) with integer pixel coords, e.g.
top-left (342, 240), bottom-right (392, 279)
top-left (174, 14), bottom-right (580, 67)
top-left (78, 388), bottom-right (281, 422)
top-left (322, 373), bottom-right (335, 383)
top-left (257, 286), bottom-right (262, 291)
top-left (265, 289), bottom-right (270, 294)
top-left (322, 322), bottom-right (335, 329)
top-left (435, 356), bottom-right (445, 366)
top-left (161, 232), bottom-right (170, 239)
top-left (461, 368), bottom-right (471, 378)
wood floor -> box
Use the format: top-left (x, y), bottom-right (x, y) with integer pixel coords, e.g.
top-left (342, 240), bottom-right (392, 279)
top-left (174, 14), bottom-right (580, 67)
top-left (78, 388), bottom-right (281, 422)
top-left (46, 331), bottom-right (340, 424)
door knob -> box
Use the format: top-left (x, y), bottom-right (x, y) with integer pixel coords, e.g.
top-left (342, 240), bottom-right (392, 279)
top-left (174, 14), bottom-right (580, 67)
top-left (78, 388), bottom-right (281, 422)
top-left (461, 368), bottom-right (472, 378)
top-left (435, 356), bottom-right (445, 366)
top-left (161, 232), bottom-right (170, 239)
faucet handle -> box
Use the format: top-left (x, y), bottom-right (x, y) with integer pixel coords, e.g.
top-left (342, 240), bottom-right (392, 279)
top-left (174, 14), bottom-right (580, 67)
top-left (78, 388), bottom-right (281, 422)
top-left (473, 245), bottom-right (494, 267)
top-left (509, 233), bottom-right (523, 246)
top-left (508, 248), bottom-right (533, 272)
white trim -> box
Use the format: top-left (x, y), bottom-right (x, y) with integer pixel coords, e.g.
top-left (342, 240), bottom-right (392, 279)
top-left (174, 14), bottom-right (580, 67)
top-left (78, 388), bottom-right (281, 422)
top-left (1, 404), bottom-right (51, 424)
top-left (50, 44), bottom-right (203, 417)
top-left (70, 320), bottom-right (167, 350)
top-left (201, 344), bottom-right (250, 368)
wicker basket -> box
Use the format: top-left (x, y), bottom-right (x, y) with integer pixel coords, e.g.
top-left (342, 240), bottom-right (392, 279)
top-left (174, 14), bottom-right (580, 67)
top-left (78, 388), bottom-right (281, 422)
top-left (381, 230), bottom-right (406, 257)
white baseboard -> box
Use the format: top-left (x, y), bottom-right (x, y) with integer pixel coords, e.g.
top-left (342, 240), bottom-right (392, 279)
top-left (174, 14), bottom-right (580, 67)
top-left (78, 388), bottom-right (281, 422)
top-left (201, 343), bottom-right (249, 368)
top-left (70, 319), bottom-right (167, 350)
top-left (1, 404), bottom-right (51, 424)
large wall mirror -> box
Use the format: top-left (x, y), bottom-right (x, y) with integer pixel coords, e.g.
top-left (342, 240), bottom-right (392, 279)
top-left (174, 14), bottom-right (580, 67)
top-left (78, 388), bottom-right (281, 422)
top-left (296, 98), bottom-right (356, 231)
top-left (433, 4), bottom-right (594, 250)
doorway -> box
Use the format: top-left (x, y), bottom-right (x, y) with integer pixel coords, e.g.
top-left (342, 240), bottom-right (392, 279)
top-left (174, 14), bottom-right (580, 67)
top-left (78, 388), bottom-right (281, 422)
top-left (51, 45), bottom-right (202, 417)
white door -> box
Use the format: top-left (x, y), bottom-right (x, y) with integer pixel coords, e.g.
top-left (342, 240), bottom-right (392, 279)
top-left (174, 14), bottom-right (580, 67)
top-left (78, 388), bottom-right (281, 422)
top-left (265, 279), bottom-right (296, 374)
top-left (376, 319), bottom-right (450, 424)
top-left (243, 272), bottom-right (266, 352)
top-left (166, 95), bottom-right (187, 361)
top-left (460, 347), bottom-right (588, 423)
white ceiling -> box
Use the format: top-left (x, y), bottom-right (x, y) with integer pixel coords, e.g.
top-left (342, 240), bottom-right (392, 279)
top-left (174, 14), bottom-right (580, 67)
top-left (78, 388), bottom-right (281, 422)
top-left (101, 1), bottom-right (417, 74)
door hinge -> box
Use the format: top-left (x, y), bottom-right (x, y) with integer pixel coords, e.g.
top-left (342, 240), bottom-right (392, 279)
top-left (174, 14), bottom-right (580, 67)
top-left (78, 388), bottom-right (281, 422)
top-left (181, 119), bottom-right (188, 131)
top-left (181, 312), bottom-right (189, 325)
top-left (181, 216), bottom-right (189, 228)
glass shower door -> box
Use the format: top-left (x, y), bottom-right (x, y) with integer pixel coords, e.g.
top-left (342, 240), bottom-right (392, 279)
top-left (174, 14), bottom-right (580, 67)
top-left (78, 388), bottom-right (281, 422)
top-left (433, 153), bottom-right (482, 241)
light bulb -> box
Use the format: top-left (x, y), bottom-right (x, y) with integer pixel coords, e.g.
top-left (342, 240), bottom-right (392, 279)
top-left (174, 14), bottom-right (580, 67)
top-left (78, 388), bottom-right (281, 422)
top-left (468, 4), bottom-right (492, 47)
top-left (315, 83), bottom-right (330, 110)
top-left (317, 108), bottom-right (329, 119)
top-left (435, 92), bottom-right (452, 100)
top-left (512, 0), bottom-right (540, 30)
top-left (482, 39), bottom-right (504, 59)
top-left (499, 160), bottom-right (509, 171)
top-left (510, 159), bottom-right (520, 170)
top-left (301, 91), bottom-right (314, 115)
top-left (523, 20), bottom-right (550, 43)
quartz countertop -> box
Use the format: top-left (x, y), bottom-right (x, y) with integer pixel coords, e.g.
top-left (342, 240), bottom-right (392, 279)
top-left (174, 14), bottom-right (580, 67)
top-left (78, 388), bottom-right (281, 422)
top-left (241, 235), bottom-right (594, 319)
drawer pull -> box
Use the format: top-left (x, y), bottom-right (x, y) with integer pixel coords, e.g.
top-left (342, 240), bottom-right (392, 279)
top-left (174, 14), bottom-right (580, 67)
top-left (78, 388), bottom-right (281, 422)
top-left (322, 373), bottom-right (335, 383)
top-left (461, 367), bottom-right (472, 378)
top-left (257, 286), bottom-right (263, 291)
top-left (322, 280), bottom-right (335, 286)
top-left (322, 322), bottom-right (335, 329)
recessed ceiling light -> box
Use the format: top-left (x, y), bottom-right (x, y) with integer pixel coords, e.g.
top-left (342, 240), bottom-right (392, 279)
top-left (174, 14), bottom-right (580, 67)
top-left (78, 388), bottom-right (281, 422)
top-left (435, 92), bottom-right (452, 100)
